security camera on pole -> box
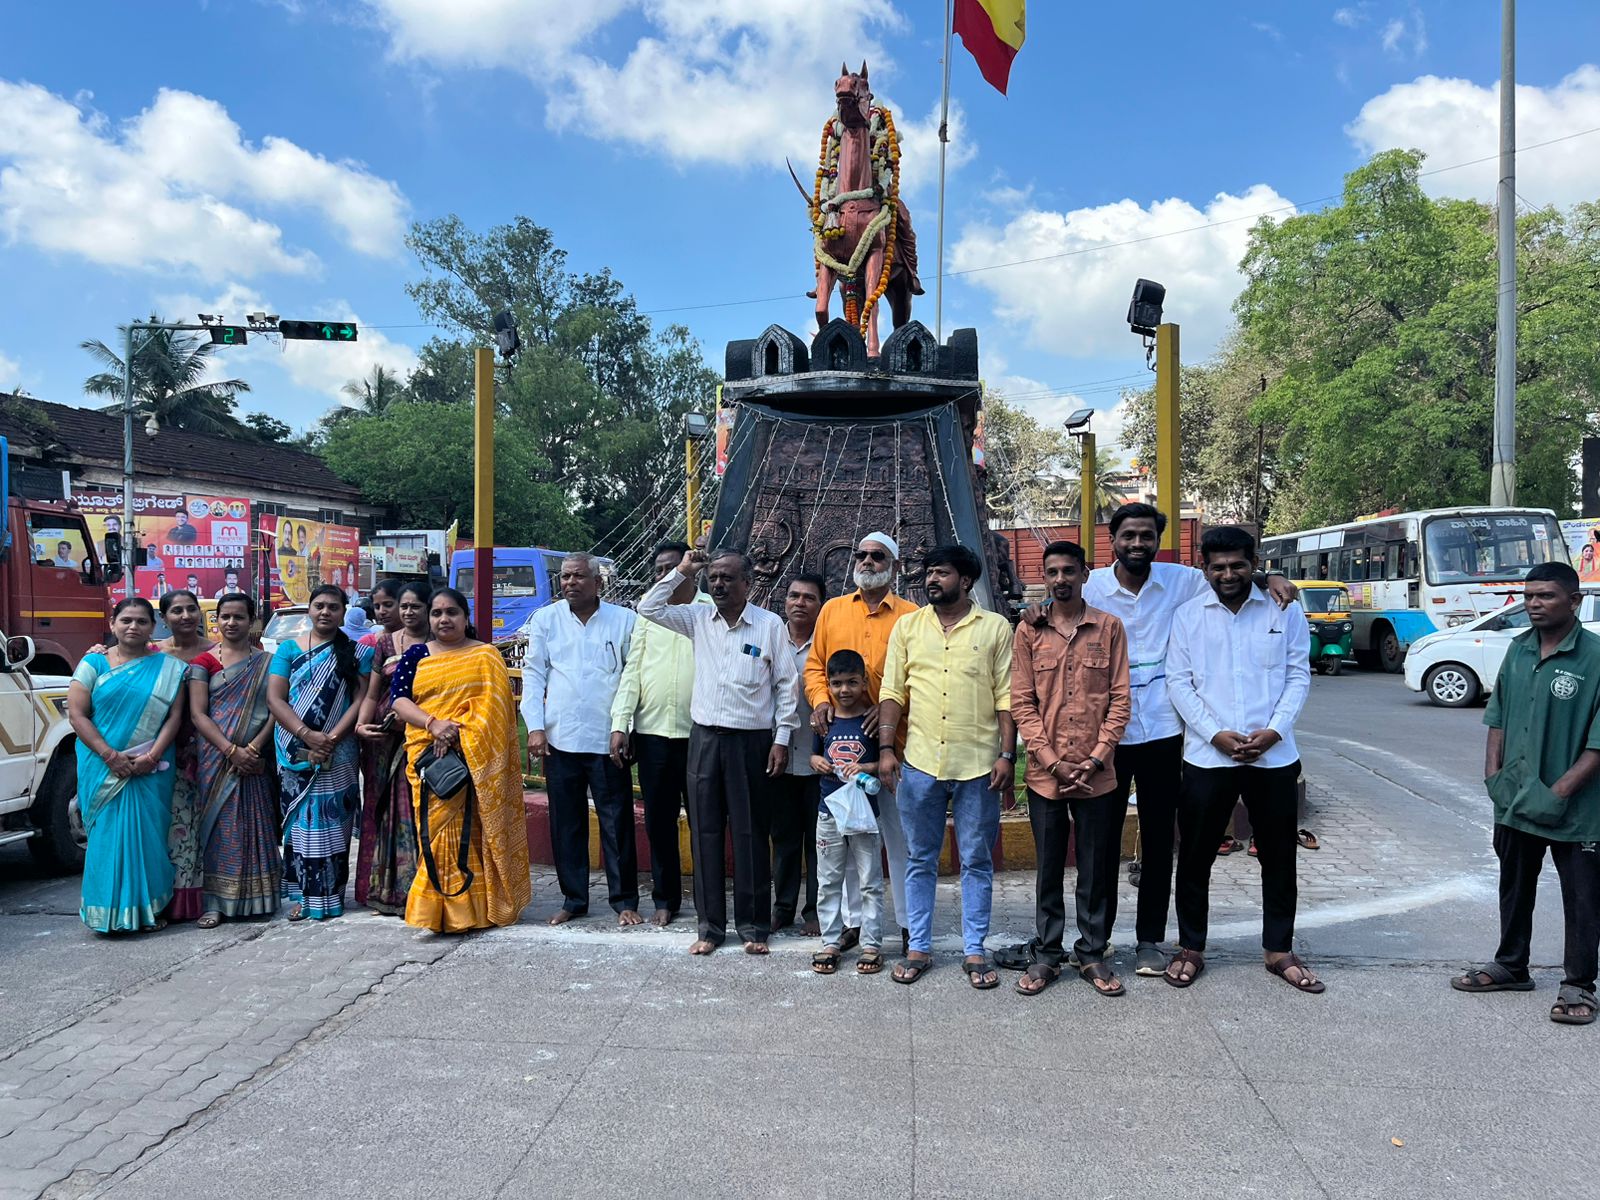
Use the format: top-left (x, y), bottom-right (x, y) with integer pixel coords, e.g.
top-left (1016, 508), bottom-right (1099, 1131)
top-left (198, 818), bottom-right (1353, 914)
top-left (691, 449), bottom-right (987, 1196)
top-left (1127, 279), bottom-right (1180, 561)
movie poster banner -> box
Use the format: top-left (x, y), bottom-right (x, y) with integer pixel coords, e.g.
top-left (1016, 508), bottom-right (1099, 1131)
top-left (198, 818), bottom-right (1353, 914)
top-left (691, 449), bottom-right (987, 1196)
top-left (259, 515), bottom-right (361, 607)
top-left (74, 491), bottom-right (252, 601)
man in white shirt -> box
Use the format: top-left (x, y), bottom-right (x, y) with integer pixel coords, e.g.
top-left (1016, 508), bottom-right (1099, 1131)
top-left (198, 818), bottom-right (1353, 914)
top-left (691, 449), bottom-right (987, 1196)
top-left (1164, 526), bottom-right (1321, 993)
top-left (1056, 503), bottom-right (1296, 977)
top-left (522, 553), bottom-right (640, 927)
top-left (639, 548), bottom-right (800, 956)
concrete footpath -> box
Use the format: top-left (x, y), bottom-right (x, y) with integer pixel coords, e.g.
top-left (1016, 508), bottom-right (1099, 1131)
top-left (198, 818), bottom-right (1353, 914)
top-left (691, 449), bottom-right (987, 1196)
top-left (0, 672), bottom-right (1589, 1200)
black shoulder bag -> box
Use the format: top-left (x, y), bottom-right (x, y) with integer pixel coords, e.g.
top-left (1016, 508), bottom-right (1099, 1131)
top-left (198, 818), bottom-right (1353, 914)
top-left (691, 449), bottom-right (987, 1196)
top-left (415, 746), bottom-right (475, 898)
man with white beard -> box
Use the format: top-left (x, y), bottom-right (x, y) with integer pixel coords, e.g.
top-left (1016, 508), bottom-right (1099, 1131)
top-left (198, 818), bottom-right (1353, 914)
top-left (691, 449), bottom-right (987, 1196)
top-left (804, 532), bottom-right (919, 956)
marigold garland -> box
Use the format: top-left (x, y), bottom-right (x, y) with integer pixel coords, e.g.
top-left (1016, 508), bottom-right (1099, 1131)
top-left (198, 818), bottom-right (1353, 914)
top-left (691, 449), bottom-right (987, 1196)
top-left (811, 104), bottom-right (901, 338)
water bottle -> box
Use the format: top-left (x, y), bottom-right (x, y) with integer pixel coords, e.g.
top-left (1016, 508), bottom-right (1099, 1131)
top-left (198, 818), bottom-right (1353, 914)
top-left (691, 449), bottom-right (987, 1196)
top-left (851, 771), bottom-right (881, 795)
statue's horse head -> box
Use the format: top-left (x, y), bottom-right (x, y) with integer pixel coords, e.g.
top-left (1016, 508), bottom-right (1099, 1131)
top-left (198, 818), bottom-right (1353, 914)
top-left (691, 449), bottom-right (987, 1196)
top-left (834, 61), bottom-right (873, 129)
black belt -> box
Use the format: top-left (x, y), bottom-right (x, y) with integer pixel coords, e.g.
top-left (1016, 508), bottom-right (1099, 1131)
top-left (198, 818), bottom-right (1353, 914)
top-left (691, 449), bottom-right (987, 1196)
top-left (696, 723), bottom-right (767, 736)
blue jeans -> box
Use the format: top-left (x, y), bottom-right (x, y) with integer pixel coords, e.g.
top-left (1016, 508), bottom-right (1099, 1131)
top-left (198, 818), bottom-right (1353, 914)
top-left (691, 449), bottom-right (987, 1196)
top-left (897, 764), bottom-right (1001, 956)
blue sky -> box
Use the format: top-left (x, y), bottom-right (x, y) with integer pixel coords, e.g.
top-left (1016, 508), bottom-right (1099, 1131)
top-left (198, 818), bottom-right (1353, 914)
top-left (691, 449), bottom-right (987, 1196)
top-left (3, 1), bottom-right (1598, 460)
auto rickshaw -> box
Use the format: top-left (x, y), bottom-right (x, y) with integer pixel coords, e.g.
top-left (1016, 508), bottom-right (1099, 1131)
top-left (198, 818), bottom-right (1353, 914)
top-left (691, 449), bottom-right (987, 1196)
top-left (1295, 581), bottom-right (1354, 675)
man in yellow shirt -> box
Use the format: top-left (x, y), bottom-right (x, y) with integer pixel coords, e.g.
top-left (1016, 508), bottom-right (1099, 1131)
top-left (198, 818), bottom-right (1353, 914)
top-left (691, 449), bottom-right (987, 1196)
top-left (805, 531), bottom-right (919, 953)
top-left (879, 543), bottom-right (1016, 989)
top-left (609, 541), bottom-right (712, 926)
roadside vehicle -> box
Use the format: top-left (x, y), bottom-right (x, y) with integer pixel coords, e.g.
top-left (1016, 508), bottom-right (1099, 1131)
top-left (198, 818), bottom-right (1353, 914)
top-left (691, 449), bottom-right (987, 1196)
top-left (260, 605), bottom-right (311, 655)
top-left (1261, 506), bottom-right (1566, 673)
top-left (1404, 588), bottom-right (1600, 707)
top-left (1295, 581), bottom-right (1354, 675)
top-left (450, 548), bottom-right (617, 640)
top-left (2, 438), bottom-right (115, 675)
top-left (0, 628), bottom-right (83, 871)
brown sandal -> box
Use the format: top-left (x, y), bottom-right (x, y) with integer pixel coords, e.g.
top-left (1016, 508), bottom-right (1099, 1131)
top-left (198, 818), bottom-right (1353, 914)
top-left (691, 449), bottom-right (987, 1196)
top-left (1164, 948), bottom-right (1204, 988)
top-left (856, 948), bottom-right (884, 975)
top-left (1079, 961), bottom-right (1126, 997)
top-left (1266, 953), bottom-right (1325, 993)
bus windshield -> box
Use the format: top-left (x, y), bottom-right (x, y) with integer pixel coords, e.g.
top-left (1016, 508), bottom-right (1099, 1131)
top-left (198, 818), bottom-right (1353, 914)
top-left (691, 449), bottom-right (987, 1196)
top-left (453, 564), bottom-right (543, 596)
top-left (1422, 513), bottom-right (1563, 584)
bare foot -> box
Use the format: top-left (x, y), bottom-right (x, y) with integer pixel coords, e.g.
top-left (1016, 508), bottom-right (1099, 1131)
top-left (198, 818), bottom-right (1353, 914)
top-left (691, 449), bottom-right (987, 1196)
top-left (547, 909), bottom-right (578, 927)
top-left (618, 909), bottom-right (643, 926)
top-left (744, 940), bottom-right (769, 956)
top-left (802, 918), bottom-right (821, 937)
top-left (690, 939), bottom-right (718, 955)
top-left (651, 909), bottom-right (673, 927)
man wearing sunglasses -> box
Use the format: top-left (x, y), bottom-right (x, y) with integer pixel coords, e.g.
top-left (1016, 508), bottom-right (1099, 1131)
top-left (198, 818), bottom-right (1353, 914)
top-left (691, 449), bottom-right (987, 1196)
top-left (804, 532), bottom-right (919, 955)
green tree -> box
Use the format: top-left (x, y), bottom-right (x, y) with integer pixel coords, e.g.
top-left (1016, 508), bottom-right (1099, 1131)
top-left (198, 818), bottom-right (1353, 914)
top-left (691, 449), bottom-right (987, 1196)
top-left (339, 364), bottom-right (404, 415)
top-left (403, 214), bottom-right (720, 553)
top-left (320, 400), bottom-right (587, 547)
top-left (981, 389), bottom-right (1080, 526)
top-left (242, 412), bottom-right (294, 443)
top-left (1122, 150), bottom-right (1600, 532)
top-left (82, 317), bottom-right (251, 437)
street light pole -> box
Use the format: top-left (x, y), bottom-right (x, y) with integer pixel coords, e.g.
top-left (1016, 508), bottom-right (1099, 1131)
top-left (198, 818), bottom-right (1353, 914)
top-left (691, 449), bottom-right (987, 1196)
top-left (473, 346), bottom-right (495, 639)
top-left (1154, 323), bottom-right (1181, 561)
top-left (122, 324), bottom-right (139, 598)
top-left (1490, 0), bottom-right (1517, 506)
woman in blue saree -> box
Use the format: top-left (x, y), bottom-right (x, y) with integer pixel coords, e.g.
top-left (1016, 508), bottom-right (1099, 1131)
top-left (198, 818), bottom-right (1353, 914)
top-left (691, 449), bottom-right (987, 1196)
top-left (266, 584), bottom-right (374, 920)
top-left (68, 597), bottom-right (189, 933)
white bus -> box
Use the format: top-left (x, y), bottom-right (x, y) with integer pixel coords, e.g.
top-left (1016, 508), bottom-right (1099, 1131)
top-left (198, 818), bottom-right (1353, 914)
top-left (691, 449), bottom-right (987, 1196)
top-left (1260, 506), bottom-right (1567, 672)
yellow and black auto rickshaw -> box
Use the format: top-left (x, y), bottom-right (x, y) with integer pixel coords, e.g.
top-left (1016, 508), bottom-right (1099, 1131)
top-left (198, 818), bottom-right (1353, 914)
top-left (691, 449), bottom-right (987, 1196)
top-left (1295, 581), bottom-right (1354, 676)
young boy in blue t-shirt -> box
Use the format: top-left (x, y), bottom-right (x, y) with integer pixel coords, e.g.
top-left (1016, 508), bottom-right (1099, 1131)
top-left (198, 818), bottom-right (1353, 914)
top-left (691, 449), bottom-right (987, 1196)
top-left (809, 649), bottom-right (885, 975)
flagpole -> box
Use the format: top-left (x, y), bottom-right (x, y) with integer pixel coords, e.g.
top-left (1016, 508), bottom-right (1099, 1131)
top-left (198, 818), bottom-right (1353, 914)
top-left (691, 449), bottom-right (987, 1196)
top-left (935, 0), bottom-right (953, 341)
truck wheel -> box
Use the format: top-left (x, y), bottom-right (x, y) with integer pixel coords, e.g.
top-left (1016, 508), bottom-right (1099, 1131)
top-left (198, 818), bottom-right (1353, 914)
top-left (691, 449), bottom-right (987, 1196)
top-left (1375, 624), bottom-right (1405, 673)
top-left (28, 749), bottom-right (85, 874)
top-left (1423, 663), bottom-right (1480, 708)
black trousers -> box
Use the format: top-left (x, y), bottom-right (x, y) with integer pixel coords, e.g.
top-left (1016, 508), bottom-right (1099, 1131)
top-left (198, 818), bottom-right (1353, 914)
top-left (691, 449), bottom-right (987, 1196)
top-left (1113, 734), bottom-right (1185, 944)
top-left (635, 733), bottom-right (689, 916)
top-left (1493, 822), bottom-right (1600, 992)
top-left (1175, 761), bottom-right (1301, 954)
top-left (544, 748), bottom-right (639, 915)
top-left (770, 774), bottom-right (820, 924)
top-left (1028, 788), bottom-right (1128, 967)
top-left (686, 724), bottom-right (773, 945)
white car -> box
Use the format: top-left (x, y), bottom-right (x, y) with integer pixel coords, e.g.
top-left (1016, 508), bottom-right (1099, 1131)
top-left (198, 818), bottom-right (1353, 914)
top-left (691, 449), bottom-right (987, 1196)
top-left (1404, 589), bottom-right (1600, 707)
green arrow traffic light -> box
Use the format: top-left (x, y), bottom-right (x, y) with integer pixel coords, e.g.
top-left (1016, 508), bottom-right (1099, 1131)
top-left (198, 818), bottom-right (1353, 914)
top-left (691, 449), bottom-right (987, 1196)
top-left (279, 320), bottom-right (359, 342)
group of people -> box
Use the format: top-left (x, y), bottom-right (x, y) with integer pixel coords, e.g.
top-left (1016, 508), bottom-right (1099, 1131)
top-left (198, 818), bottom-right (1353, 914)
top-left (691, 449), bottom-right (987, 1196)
top-left (520, 505), bottom-right (1326, 997)
top-left (67, 497), bottom-right (1600, 1026)
top-left (68, 580), bottom-right (530, 938)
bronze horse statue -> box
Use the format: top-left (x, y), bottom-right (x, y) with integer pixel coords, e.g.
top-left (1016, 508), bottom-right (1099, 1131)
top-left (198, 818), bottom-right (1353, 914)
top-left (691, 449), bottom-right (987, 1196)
top-left (790, 62), bottom-right (923, 356)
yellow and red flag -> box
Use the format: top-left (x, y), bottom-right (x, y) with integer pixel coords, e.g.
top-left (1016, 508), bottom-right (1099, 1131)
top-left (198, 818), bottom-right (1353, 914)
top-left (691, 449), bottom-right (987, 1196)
top-left (954, 0), bottom-right (1026, 95)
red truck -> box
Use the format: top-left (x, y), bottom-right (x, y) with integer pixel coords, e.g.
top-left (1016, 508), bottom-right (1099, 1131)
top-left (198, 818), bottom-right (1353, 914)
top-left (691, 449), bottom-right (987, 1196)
top-left (3, 446), bottom-right (115, 675)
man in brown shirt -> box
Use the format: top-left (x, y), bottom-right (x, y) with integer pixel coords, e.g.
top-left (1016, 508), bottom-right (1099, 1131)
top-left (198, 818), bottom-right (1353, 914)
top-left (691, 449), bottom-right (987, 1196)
top-left (1000, 540), bottom-right (1132, 996)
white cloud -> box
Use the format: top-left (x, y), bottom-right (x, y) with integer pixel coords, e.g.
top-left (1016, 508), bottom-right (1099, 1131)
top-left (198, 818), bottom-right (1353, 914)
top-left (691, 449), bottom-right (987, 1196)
top-left (892, 99), bottom-right (974, 201)
top-left (1379, 8), bottom-right (1426, 57)
top-left (1333, 6), bottom-right (1367, 28)
top-left (0, 80), bottom-right (408, 280)
top-left (364, 2), bottom-right (961, 174)
top-left (0, 350), bottom-right (21, 388)
top-left (949, 185), bottom-right (1296, 361)
top-left (1348, 66), bottom-right (1600, 207)
top-left (1380, 19), bottom-right (1406, 52)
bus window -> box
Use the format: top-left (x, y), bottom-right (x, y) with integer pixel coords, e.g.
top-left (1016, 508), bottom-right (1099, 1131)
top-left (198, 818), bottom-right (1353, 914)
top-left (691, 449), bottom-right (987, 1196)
top-left (1349, 547), bottom-right (1368, 581)
top-left (1422, 514), bottom-right (1563, 584)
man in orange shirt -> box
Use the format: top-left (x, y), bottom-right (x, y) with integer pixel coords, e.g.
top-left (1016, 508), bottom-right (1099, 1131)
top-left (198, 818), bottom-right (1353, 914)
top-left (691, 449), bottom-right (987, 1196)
top-left (805, 531), bottom-right (918, 954)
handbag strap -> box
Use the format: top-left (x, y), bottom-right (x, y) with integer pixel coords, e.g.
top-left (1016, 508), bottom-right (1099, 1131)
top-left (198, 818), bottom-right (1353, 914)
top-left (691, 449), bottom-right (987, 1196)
top-left (418, 759), bottom-right (475, 899)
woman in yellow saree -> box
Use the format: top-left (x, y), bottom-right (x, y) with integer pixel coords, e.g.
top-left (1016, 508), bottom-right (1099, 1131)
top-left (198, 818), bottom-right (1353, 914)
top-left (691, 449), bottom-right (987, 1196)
top-left (389, 587), bottom-right (530, 931)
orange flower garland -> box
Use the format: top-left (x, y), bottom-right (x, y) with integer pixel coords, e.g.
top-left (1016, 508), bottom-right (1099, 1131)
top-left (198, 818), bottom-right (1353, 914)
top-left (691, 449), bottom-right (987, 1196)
top-left (810, 104), bottom-right (902, 338)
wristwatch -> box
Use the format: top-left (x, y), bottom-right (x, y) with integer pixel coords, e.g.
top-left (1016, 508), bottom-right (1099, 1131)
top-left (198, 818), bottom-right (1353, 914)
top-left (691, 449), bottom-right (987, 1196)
top-left (999, 751), bottom-right (1016, 762)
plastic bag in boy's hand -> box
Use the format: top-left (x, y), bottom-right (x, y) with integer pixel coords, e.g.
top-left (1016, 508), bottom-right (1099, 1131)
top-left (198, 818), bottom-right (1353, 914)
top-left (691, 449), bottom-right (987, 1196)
top-left (825, 780), bottom-right (878, 836)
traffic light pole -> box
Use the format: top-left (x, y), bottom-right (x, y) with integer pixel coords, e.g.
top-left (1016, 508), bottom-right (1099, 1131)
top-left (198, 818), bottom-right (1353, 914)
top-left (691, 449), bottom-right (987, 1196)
top-left (1155, 323), bottom-right (1181, 561)
top-left (1078, 432), bottom-right (1096, 567)
top-left (473, 347), bottom-right (495, 640)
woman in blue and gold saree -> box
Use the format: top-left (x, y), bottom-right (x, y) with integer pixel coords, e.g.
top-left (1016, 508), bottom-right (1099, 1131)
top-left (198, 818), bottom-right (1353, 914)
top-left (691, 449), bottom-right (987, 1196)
top-left (266, 584), bottom-right (374, 920)
top-left (67, 597), bottom-right (189, 933)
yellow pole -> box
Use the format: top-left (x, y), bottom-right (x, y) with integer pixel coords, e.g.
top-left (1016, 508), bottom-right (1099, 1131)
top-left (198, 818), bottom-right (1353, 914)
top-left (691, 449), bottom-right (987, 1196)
top-left (472, 347), bottom-right (495, 635)
top-left (685, 436), bottom-right (701, 545)
top-left (1155, 323), bottom-right (1181, 560)
top-left (1078, 432), bottom-right (1096, 567)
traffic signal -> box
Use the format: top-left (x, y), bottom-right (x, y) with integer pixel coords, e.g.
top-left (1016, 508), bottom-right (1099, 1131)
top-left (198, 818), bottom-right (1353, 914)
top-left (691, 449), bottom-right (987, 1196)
top-left (278, 320), bottom-right (359, 342)
top-left (208, 325), bottom-right (249, 345)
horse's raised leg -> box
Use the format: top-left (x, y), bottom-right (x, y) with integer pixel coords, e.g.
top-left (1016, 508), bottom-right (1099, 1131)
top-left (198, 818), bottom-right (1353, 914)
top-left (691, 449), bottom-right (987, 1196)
top-left (815, 263), bottom-right (834, 329)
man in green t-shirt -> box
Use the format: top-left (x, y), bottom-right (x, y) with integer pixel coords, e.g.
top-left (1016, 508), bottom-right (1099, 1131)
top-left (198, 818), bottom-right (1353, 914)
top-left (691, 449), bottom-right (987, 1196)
top-left (1451, 561), bottom-right (1600, 1026)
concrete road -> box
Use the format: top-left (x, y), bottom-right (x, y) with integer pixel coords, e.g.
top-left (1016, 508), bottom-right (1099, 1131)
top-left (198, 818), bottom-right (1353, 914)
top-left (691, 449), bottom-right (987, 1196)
top-left (0, 669), bottom-right (1585, 1200)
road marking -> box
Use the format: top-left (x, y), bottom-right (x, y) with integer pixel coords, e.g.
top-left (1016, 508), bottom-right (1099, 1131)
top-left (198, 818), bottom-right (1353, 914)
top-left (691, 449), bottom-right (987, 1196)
top-left (1205, 874), bottom-right (1491, 941)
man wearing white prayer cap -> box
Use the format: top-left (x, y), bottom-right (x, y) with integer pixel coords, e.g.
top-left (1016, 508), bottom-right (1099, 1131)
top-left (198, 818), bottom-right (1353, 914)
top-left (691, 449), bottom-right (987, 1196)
top-left (803, 530), bottom-right (919, 956)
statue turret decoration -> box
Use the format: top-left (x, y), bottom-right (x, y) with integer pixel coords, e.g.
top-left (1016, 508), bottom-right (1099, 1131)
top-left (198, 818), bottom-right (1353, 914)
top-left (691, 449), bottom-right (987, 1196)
top-left (791, 62), bottom-right (924, 358)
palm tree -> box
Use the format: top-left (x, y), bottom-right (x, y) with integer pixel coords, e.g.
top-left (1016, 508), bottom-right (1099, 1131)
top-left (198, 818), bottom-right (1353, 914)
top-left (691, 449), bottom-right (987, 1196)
top-left (1061, 468), bottom-right (1130, 524)
top-left (340, 364), bottom-right (402, 415)
top-left (82, 317), bottom-right (251, 437)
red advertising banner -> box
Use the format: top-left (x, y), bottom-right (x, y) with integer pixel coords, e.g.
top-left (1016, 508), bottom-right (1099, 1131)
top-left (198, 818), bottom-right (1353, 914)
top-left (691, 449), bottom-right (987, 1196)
top-left (75, 491), bottom-right (252, 601)
top-left (259, 515), bottom-right (361, 608)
